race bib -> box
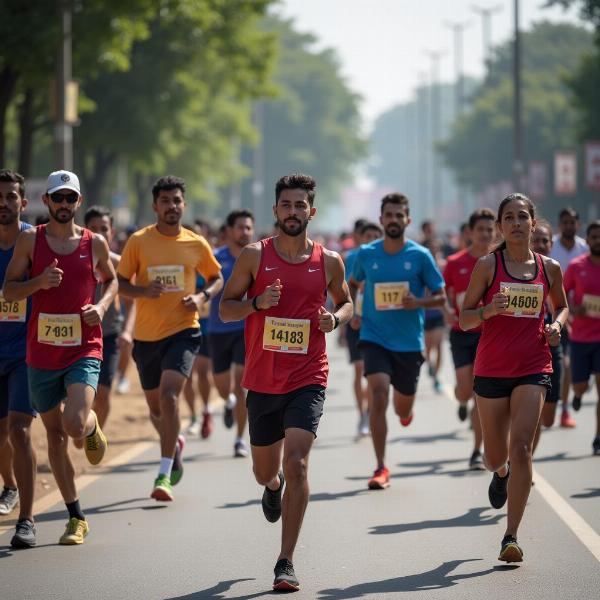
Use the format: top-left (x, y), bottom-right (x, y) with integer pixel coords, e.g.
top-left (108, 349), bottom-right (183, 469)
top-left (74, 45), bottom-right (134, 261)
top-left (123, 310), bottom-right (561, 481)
top-left (263, 317), bottom-right (310, 354)
top-left (147, 265), bottom-right (184, 292)
top-left (355, 289), bottom-right (364, 317)
top-left (501, 282), bottom-right (543, 318)
top-left (374, 282), bottom-right (409, 310)
top-left (0, 291), bottom-right (26, 322)
top-left (583, 294), bottom-right (600, 319)
top-left (37, 313), bottom-right (82, 346)
top-left (198, 299), bottom-right (210, 319)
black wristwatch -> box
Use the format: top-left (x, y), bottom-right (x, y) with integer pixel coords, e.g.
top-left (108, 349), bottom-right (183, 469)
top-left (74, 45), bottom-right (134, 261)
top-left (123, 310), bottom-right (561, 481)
top-left (333, 314), bottom-right (340, 329)
top-left (202, 290), bottom-right (211, 301)
top-left (252, 296), bottom-right (262, 312)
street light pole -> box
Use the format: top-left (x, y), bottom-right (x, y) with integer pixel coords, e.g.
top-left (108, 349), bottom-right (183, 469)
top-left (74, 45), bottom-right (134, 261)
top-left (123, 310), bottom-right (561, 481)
top-left (471, 3), bottom-right (503, 65)
top-left (55, 0), bottom-right (73, 170)
top-left (512, 0), bottom-right (523, 188)
top-left (446, 21), bottom-right (470, 117)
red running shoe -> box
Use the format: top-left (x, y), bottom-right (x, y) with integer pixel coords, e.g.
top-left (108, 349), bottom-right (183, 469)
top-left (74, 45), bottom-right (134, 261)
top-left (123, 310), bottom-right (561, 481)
top-left (560, 409), bottom-right (576, 428)
top-left (400, 412), bottom-right (413, 427)
top-left (201, 412), bottom-right (213, 439)
top-left (368, 466), bottom-right (390, 490)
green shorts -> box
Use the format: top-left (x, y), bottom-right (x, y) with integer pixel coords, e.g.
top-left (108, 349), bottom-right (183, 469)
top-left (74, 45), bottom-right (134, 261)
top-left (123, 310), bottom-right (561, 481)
top-left (28, 358), bottom-right (101, 414)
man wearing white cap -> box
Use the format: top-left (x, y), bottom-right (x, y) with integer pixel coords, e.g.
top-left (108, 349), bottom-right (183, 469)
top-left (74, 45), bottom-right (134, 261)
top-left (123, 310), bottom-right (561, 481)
top-left (3, 170), bottom-right (118, 545)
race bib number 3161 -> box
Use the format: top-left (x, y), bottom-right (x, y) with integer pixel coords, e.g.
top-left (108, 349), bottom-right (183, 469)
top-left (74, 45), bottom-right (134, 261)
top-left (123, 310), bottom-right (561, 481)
top-left (147, 265), bottom-right (185, 292)
top-left (263, 317), bottom-right (310, 354)
top-left (501, 282), bottom-right (543, 318)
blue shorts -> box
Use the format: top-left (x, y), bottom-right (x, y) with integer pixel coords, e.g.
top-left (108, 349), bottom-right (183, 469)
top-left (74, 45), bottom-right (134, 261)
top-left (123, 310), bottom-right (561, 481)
top-left (28, 357), bottom-right (101, 414)
top-left (570, 341), bottom-right (600, 384)
top-left (0, 358), bottom-right (36, 420)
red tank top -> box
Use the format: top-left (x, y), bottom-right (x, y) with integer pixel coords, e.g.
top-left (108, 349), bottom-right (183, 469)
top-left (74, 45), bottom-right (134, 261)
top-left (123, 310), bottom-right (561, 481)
top-left (474, 250), bottom-right (552, 378)
top-left (243, 237), bottom-right (328, 394)
top-left (27, 225), bottom-right (103, 369)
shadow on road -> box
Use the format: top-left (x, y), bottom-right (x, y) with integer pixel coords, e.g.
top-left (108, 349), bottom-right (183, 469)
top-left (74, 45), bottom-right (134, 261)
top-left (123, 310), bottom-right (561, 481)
top-left (369, 507), bottom-right (503, 536)
top-left (388, 429), bottom-right (464, 445)
top-left (533, 452), bottom-right (589, 464)
top-left (31, 497), bottom-right (165, 523)
top-left (164, 578), bottom-right (277, 599)
top-left (571, 487), bottom-right (600, 499)
top-left (217, 487), bottom-right (368, 510)
top-left (317, 559), bottom-right (501, 598)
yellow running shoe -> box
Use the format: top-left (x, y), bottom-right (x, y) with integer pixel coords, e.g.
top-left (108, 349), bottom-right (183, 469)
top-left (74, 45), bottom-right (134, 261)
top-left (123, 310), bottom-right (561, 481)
top-left (85, 410), bottom-right (107, 466)
top-left (59, 517), bottom-right (89, 545)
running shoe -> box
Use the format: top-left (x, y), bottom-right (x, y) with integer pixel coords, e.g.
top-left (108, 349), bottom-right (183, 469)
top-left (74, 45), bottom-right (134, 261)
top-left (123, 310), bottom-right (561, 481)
top-left (400, 412), bottom-right (413, 427)
top-left (151, 474), bottom-right (174, 501)
top-left (469, 449), bottom-right (485, 471)
top-left (262, 471), bottom-right (284, 523)
top-left (433, 379), bottom-right (442, 393)
top-left (572, 396), bottom-right (582, 412)
top-left (201, 412), bottom-right (213, 439)
top-left (368, 466), bottom-right (390, 490)
top-left (234, 439), bottom-right (249, 458)
top-left (560, 409), bottom-right (576, 428)
top-left (116, 376), bottom-right (130, 395)
top-left (273, 558), bottom-right (300, 591)
top-left (171, 435), bottom-right (185, 486)
top-left (11, 519), bottom-right (36, 549)
top-left (488, 468), bottom-right (509, 509)
top-left (59, 517), bottom-right (89, 545)
top-left (457, 403), bottom-right (468, 422)
top-left (84, 410), bottom-right (107, 466)
top-left (185, 420), bottom-right (200, 437)
top-left (498, 535), bottom-right (523, 563)
top-left (358, 412), bottom-right (370, 437)
top-left (592, 436), bottom-right (600, 456)
top-left (223, 399), bottom-right (235, 429)
top-left (0, 487), bottom-right (19, 515)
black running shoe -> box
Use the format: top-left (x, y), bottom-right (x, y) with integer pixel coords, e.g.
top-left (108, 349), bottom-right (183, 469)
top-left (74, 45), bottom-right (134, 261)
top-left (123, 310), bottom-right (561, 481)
top-left (573, 395), bottom-right (582, 412)
top-left (262, 471), bottom-right (284, 523)
top-left (498, 535), bottom-right (523, 563)
top-left (273, 558), bottom-right (300, 591)
top-left (469, 449), bottom-right (485, 471)
top-left (488, 468), bottom-right (509, 509)
top-left (223, 406), bottom-right (234, 429)
top-left (10, 519), bottom-right (36, 549)
top-left (458, 404), bottom-right (468, 422)
top-left (592, 436), bottom-right (600, 456)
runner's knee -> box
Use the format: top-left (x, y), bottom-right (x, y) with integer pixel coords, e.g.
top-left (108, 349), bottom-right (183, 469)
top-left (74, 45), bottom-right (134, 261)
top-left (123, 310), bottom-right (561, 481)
top-left (253, 463), bottom-right (279, 486)
top-left (509, 440), bottom-right (532, 466)
top-left (8, 421), bottom-right (32, 449)
top-left (283, 454), bottom-right (307, 484)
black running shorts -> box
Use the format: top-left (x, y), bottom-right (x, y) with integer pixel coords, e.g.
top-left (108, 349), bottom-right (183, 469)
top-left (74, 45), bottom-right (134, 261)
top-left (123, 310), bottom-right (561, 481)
top-left (208, 330), bottom-right (245, 374)
top-left (473, 373), bottom-right (552, 399)
top-left (345, 325), bottom-right (362, 363)
top-left (449, 329), bottom-right (481, 370)
top-left (246, 384), bottom-right (325, 446)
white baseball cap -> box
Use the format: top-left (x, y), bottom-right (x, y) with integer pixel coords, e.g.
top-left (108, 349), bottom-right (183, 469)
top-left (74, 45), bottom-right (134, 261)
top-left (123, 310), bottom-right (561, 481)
top-left (46, 170), bottom-right (81, 195)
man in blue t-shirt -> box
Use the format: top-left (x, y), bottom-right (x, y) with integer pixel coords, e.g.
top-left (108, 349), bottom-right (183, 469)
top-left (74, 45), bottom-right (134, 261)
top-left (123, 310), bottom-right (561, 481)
top-left (0, 170), bottom-right (37, 548)
top-left (208, 209), bottom-right (254, 457)
top-left (350, 193), bottom-right (445, 490)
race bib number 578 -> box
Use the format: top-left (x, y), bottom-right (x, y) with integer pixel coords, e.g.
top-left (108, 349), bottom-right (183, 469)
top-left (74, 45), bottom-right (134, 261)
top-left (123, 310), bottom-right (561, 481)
top-left (0, 292), bottom-right (26, 322)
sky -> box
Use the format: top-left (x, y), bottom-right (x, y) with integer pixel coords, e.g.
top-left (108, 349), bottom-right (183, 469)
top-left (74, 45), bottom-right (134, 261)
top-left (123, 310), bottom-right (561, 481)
top-left (276, 0), bottom-right (584, 126)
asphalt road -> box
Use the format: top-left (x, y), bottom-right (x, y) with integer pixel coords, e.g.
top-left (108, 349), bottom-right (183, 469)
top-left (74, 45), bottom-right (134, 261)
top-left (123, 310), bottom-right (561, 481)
top-left (1, 340), bottom-right (599, 599)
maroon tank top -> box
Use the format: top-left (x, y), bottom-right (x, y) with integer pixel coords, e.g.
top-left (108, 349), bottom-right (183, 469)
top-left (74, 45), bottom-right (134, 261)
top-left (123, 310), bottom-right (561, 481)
top-left (474, 250), bottom-right (552, 378)
top-left (27, 225), bottom-right (103, 369)
top-left (243, 237), bottom-right (328, 394)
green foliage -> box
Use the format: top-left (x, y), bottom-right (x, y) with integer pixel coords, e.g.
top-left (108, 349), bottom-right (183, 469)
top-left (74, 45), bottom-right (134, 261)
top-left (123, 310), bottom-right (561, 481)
top-left (439, 22), bottom-right (593, 189)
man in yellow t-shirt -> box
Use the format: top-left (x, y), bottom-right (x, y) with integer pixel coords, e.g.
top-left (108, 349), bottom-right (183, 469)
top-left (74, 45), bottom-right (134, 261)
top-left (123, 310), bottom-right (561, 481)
top-left (118, 175), bottom-right (222, 501)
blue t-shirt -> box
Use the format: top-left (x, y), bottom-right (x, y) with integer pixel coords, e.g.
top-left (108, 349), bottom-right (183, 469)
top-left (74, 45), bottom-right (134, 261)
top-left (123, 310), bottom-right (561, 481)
top-left (352, 238), bottom-right (445, 352)
top-left (207, 245), bottom-right (244, 334)
top-left (0, 222), bottom-right (32, 360)
top-left (344, 248), bottom-right (359, 283)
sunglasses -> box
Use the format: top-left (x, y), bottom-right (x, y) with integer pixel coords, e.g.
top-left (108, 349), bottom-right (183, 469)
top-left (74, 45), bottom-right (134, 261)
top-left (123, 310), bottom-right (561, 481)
top-left (49, 191), bottom-right (79, 204)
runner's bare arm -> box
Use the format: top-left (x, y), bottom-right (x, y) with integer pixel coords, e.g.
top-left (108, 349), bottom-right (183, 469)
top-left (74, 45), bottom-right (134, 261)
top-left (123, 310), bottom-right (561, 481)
top-left (182, 273), bottom-right (223, 312)
top-left (542, 256), bottom-right (568, 345)
top-left (402, 287), bottom-right (446, 310)
top-left (3, 228), bottom-right (61, 301)
top-left (82, 234), bottom-right (118, 326)
top-left (320, 250), bottom-right (353, 332)
top-left (459, 254), bottom-right (499, 330)
top-left (219, 243), bottom-right (263, 322)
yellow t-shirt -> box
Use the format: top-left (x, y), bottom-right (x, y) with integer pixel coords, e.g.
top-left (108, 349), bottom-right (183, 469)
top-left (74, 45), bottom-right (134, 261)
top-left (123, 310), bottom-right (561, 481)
top-left (118, 225), bottom-right (221, 341)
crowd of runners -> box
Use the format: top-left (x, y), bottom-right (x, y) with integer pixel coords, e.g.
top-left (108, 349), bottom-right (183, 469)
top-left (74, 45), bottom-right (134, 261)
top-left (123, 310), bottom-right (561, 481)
top-left (0, 167), bottom-right (599, 591)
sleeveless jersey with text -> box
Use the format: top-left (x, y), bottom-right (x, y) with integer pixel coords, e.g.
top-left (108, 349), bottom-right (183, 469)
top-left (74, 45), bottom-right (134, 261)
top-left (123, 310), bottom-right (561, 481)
top-left (243, 237), bottom-right (328, 394)
top-left (27, 225), bottom-right (103, 369)
top-left (474, 250), bottom-right (552, 378)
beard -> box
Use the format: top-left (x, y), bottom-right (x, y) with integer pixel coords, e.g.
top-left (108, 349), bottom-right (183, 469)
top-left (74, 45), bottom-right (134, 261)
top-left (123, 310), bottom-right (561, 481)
top-left (0, 209), bottom-right (18, 225)
top-left (591, 246), bottom-right (600, 257)
top-left (49, 205), bottom-right (74, 224)
top-left (385, 224), bottom-right (404, 239)
top-left (233, 236), bottom-right (251, 248)
top-left (278, 217), bottom-right (308, 237)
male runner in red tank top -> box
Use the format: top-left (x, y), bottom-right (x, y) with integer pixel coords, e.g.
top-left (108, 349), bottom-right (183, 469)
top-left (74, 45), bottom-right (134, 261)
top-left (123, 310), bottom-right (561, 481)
top-left (3, 170), bottom-right (117, 546)
top-left (220, 173), bottom-right (353, 591)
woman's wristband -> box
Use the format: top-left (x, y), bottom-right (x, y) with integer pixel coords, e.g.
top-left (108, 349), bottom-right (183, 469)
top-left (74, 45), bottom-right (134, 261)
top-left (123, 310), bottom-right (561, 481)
top-left (478, 306), bottom-right (486, 322)
top-left (553, 320), bottom-right (562, 332)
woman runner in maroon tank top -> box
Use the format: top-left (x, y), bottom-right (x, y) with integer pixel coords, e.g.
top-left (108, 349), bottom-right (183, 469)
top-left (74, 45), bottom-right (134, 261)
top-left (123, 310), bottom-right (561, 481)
top-left (459, 194), bottom-right (568, 563)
